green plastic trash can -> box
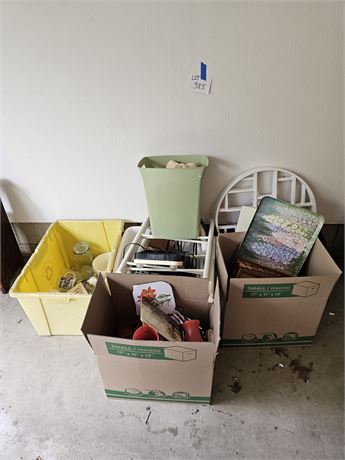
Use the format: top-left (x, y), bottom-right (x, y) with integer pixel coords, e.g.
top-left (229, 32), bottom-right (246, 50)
top-left (138, 155), bottom-right (209, 239)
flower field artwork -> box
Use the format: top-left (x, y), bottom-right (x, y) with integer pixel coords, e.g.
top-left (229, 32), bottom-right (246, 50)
top-left (237, 197), bottom-right (325, 276)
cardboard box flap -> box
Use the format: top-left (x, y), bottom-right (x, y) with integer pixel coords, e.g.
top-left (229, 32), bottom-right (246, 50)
top-left (81, 275), bottom-right (116, 345)
top-left (106, 273), bottom-right (210, 321)
top-left (216, 238), bottom-right (229, 300)
top-left (216, 233), bottom-right (245, 302)
top-left (218, 232), bottom-right (244, 267)
top-left (307, 239), bottom-right (342, 277)
top-left (210, 280), bottom-right (221, 357)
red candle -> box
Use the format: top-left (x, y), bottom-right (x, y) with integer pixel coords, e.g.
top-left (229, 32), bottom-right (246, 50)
top-left (182, 320), bottom-right (203, 342)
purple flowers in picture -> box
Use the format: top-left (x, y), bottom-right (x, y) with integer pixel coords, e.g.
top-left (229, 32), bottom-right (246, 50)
top-left (237, 197), bottom-right (324, 276)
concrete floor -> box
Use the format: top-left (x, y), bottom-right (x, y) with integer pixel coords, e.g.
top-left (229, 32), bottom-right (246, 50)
top-left (1, 277), bottom-right (343, 460)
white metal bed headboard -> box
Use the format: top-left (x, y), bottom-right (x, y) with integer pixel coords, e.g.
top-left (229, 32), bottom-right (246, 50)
top-left (214, 167), bottom-right (317, 233)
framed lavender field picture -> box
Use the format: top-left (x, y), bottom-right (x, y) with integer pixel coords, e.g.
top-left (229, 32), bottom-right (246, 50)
top-left (236, 197), bottom-right (325, 277)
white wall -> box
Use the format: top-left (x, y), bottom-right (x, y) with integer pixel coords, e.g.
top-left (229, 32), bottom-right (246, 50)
top-left (1, 1), bottom-right (344, 223)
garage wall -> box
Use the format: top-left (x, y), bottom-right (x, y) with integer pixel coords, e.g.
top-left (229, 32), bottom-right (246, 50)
top-left (1, 1), bottom-right (344, 223)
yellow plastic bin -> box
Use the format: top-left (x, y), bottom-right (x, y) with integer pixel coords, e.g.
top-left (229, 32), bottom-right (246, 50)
top-left (10, 220), bottom-right (124, 336)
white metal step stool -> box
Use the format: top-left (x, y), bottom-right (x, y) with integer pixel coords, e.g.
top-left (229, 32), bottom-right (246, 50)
top-left (115, 218), bottom-right (216, 302)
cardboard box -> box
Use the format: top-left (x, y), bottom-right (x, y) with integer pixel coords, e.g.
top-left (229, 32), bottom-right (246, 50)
top-left (82, 273), bottom-right (220, 403)
top-left (217, 233), bottom-right (341, 348)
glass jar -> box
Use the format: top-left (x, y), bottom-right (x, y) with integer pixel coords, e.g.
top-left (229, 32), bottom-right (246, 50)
top-left (72, 241), bottom-right (93, 270)
top-left (80, 264), bottom-right (96, 281)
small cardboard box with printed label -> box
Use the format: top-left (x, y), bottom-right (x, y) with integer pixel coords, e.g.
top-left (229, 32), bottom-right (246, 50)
top-left (81, 273), bottom-right (220, 403)
top-left (216, 233), bottom-right (341, 348)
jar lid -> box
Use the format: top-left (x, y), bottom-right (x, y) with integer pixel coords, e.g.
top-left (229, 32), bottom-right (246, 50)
top-left (73, 241), bottom-right (90, 255)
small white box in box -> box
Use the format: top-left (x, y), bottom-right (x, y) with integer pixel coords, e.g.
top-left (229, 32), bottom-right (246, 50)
top-left (292, 281), bottom-right (320, 297)
top-left (164, 346), bottom-right (197, 361)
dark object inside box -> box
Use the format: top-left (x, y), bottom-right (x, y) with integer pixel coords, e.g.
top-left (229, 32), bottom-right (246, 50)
top-left (1, 200), bottom-right (24, 293)
top-left (232, 258), bottom-right (285, 278)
